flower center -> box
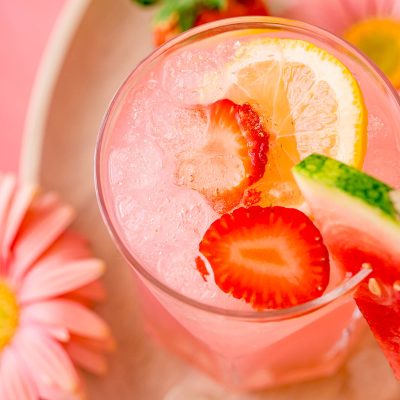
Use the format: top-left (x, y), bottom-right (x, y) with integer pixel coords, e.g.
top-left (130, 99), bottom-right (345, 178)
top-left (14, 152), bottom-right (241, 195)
top-left (344, 18), bottom-right (400, 88)
top-left (0, 281), bottom-right (19, 350)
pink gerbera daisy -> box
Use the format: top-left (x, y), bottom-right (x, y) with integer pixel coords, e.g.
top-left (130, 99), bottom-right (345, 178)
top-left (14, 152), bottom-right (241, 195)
top-left (271, 0), bottom-right (400, 88)
top-left (0, 174), bottom-right (112, 399)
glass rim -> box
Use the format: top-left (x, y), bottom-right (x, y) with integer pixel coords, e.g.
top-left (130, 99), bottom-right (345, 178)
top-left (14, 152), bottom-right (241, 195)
top-left (94, 16), bottom-right (396, 321)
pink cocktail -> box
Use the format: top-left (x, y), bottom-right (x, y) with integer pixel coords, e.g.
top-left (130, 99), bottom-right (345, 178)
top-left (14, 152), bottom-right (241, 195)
top-left (95, 18), bottom-right (400, 390)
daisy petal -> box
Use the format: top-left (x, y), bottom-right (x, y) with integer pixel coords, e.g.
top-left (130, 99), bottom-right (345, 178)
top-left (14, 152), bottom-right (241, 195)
top-left (0, 346), bottom-right (38, 400)
top-left (21, 299), bottom-right (110, 340)
top-left (37, 231), bottom-right (92, 265)
top-left (11, 231), bottom-right (90, 289)
top-left (19, 320), bottom-right (71, 342)
top-left (42, 325), bottom-right (71, 342)
top-left (0, 174), bottom-right (16, 230)
top-left (14, 326), bottom-right (79, 393)
top-left (273, 0), bottom-right (366, 34)
top-left (66, 341), bottom-right (108, 375)
top-left (66, 280), bottom-right (106, 303)
top-left (39, 386), bottom-right (86, 400)
top-left (72, 334), bottom-right (116, 353)
top-left (10, 193), bottom-right (75, 282)
top-left (10, 230), bottom-right (91, 293)
top-left (38, 381), bottom-right (86, 400)
top-left (2, 183), bottom-right (36, 259)
top-left (392, 1), bottom-right (399, 15)
top-left (19, 258), bottom-right (105, 303)
top-left (0, 174), bottom-right (16, 271)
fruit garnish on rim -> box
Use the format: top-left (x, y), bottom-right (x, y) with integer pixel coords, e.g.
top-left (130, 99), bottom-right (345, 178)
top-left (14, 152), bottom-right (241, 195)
top-left (176, 99), bottom-right (269, 213)
top-left (151, 0), bottom-right (269, 46)
top-left (198, 206), bottom-right (330, 310)
top-left (224, 38), bottom-right (367, 207)
top-left (293, 154), bottom-right (400, 379)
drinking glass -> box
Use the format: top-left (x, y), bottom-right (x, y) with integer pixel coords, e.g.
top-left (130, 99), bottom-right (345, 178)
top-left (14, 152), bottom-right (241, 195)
top-left (95, 17), bottom-right (400, 390)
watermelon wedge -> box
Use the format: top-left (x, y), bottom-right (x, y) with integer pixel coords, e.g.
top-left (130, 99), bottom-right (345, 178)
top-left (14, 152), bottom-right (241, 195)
top-left (293, 154), bottom-right (400, 379)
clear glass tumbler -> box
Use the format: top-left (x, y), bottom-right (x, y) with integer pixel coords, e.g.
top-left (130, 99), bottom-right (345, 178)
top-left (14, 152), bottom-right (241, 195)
top-left (95, 17), bottom-right (400, 390)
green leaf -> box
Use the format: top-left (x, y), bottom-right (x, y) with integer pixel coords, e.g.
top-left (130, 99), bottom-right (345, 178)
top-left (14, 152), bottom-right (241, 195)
top-left (154, 0), bottom-right (227, 30)
top-left (132, 0), bottom-right (159, 6)
top-left (202, 0), bottom-right (226, 10)
top-left (178, 5), bottom-right (198, 31)
top-left (155, 1), bottom-right (179, 23)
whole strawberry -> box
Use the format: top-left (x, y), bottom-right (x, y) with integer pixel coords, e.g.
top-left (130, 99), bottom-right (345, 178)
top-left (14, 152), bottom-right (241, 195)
top-left (153, 0), bottom-right (269, 46)
top-left (195, 0), bottom-right (269, 26)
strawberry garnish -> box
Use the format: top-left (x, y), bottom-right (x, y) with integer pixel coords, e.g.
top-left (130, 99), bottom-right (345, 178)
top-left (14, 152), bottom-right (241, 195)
top-left (199, 206), bottom-right (330, 309)
top-left (176, 99), bottom-right (269, 213)
top-left (153, 18), bottom-right (182, 48)
top-left (152, 0), bottom-right (268, 46)
top-left (195, 0), bottom-right (269, 26)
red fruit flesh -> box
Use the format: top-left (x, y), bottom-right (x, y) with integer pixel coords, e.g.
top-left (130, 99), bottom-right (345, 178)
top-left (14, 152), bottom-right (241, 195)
top-left (176, 99), bottom-right (269, 213)
top-left (195, 256), bottom-right (209, 281)
top-left (235, 103), bottom-right (269, 184)
top-left (356, 283), bottom-right (400, 378)
top-left (153, 15), bottom-right (182, 47)
top-left (326, 235), bottom-right (400, 378)
top-left (195, 0), bottom-right (269, 26)
top-left (199, 206), bottom-right (330, 309)
top-left (153, 0), bottom-right (269, 47)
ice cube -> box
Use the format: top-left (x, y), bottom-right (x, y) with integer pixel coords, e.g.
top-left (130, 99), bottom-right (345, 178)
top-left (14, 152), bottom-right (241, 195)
top-left (108, 138), bottom-right (163, 189)
top-left (157, 188), bottom-right (217, 245)
top-left (156, 249), bottom-right (206, 297)
top-left (156, 243), bottom-right (251, 311)
top-left (151, 104), bottom-right (210, 155)
top-left (161, 48), bottom-right (225, 104)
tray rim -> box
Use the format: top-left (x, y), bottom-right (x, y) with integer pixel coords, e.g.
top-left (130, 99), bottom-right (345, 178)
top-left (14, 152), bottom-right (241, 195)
top-left (20, 0), bottom-right (91, 184)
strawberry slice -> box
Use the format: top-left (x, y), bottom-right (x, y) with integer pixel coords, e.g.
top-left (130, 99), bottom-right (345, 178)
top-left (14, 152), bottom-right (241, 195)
top-left (176, 99), bottom-right (269, 213)
top-left (199, 206), bottom-right (330, 309)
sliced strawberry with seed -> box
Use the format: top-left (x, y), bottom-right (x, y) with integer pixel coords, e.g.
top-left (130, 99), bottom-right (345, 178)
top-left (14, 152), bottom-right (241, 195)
top-left (199, 206), bottom-right (330, 309)
top-left (176, 99), bottom-right (269, 213)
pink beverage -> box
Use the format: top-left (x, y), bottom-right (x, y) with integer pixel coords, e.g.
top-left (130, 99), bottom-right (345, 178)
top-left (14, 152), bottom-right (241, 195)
top-left (96, 18), bottom-right (400, 390)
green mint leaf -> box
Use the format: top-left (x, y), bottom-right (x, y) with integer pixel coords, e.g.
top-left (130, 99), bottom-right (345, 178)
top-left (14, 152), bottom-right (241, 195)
top-left (154, 0), bottom-right (227, 30)
top-left (178, 6), bottom-right (198, 31)
top-left (132, 0), bottom-right (159, 6)
top-left (155, 2), bottom-right (178, 23)
top-left (202, 0), bottom-right (226, 10)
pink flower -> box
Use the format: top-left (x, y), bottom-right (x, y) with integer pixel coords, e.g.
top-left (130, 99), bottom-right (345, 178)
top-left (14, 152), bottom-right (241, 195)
top-left (271, 0), bottom-right (400, 88)
top-left (0, 174), bottom-right (113, 400)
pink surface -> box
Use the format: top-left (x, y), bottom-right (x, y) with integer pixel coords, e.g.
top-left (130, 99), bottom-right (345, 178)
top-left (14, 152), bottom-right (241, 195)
top-left (0, 0), bottom-right (66, 173)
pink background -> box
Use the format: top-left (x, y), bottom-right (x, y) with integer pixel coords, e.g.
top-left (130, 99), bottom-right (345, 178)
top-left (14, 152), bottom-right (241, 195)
top-left (0, 0), bottom-right (66, 173)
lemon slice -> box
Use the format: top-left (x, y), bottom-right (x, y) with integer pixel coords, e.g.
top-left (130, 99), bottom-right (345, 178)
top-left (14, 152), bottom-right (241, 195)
top-left (344, 18), bottom-right (400, 88)
top-left (224, 38), bottom-right (367, 207)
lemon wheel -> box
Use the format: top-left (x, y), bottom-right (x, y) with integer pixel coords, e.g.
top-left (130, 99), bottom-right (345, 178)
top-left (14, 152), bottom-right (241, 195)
top-left (223, 37), bottom-right (367, 207)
